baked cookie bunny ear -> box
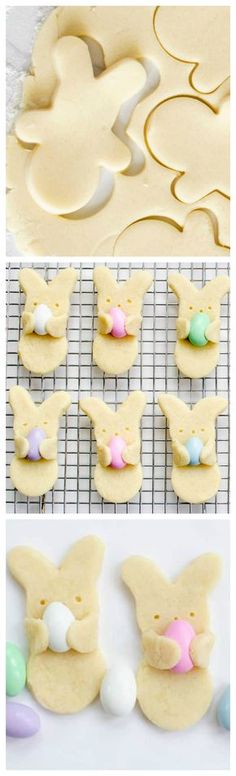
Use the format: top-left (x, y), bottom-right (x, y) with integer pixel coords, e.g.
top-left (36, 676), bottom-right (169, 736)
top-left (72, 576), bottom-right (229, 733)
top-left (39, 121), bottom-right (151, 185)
top-left (118, 391), bottom-right (146, 423)
top-left (50, 267), bottom-right (77, 297)
top-left (7, 546), bottom-right (55, 590)
top-left (61, 536), bottom-right (105, 583)
top-left (41, 392), bottom-right (71, 420)
top-left (158, 393), bottom-right (189, 423)
top-left (202, 275), bottom-right (230, 300)
top-left (193, 396), bottom-right (228, 423)
top-left (93, 266), bottom-right (118, 295)
top-left (80, 396), bottom-right (114, 427)
top-left (168, 273), bottom-right (194, 299)
top-left (177, 553), bottom-right (222, 592)
top-left (19, 268), bottom-right (47, 295)
top-left (122, 556), bottom-right (168, 600)
top-left (124, 270), bottom-right (153, 297)
top-left (9, 386), bottom-right (35, 417)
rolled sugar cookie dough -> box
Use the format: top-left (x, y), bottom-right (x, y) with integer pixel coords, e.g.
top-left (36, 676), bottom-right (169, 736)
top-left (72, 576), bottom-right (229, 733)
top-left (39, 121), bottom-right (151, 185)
top-left (9, 386), bottom-right (71, 497)
top-left (168, 272), bottom-right (230, 378)
top-left (7, 537), bottom-right (106, 713)
top-left (7, 6), bottom-right (230, 256)
top-left (80, 392), bottom-right (146, 503)
top-left (158, 394), bottom-right (228, 504)
top-left (93, 266), bottom-right (152, 375)
top-left (18, 266), bottom-right (77, 375)
top-left (122, 552), bottom-right (221, 730)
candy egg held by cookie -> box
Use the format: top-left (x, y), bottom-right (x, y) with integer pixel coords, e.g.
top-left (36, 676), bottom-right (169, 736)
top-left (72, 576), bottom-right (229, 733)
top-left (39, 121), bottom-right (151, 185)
top-left (122, 553), bottom-right (221, 731)
top-left (93, 267), bottom-right (152, 375)
top-left (168, 273), bottom-right (229, 378)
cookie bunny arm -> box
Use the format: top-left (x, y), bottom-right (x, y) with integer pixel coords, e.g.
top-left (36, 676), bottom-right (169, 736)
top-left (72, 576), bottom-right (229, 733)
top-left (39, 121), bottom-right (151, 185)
top-left (200, 439), bottom-right (216, 466)
top-left (190, 631), bottom-right (215, 668)
top-left (205, 318), bottom-right (220, 343)
top-left (15, 109), bottom-right (46, 145)
top-left (22, 312), bottom-right (35, 335)
top-left (97, 443), bottom-right (112, 467)
top-left (39, 437), bottom-right (57, 460)
top-left (142, 630), bottom-right (181, 670)
top-left (176, 317), bottom-right (190, 340)
top-left (46, 314), bottom-right (67, 338)
top-left (25, 618), bottom-right (49, 655)
top-left (97, 311), bottom-right (113, 335)
top-left (67, 613), bottom-right (99, 653)
top-left (125, 314), bottom-right (142, 336)
top-left (101, 58), bottom-right (146, 112)
top-left (172, 440), bottom-right (190, 466)
top-left (123, 441), bottom-right (140, 465)
top-left (15, 436), bottom-right (29, 459)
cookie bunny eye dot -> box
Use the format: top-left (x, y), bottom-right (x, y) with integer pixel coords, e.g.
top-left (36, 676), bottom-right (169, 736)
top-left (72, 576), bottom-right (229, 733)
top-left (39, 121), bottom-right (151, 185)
top-left (208, 305), bottom-right (212, 310)
top-left (191, 429), bottom-right (196, 434)
top-left (102, 428), bottom-right (106, 433)
top-left (43, 421), bottom-right (48, 425)
top-left (189, 305), bottom-right (193, 310)
top-left (153, 613), bottom-right (160, 620)
top-left (174, 616), bottom-right (179, 620)
top-left (125, 427), bottom-right (130, 432)
top-left (199, 308), bottom-right (204, 313)
top-left (23, 422), bottom-right (28, 427)
top-left (33, 301), bottom-right (38, 307)
top-left (201, 427), bottom-right (205, 432)
top-left (190, 611), bottom-right (195, 617)
top-left (127, 298), bottom-right (132, 304)
top-left (75, 595), bottom-right (82, 603)
top-left (106, 297), bottom-right (111, 303)
top-left (54, 302), bottom-right (60, 308)
top-left (179, 428), bottom-right (183, 433)
top-left (40, 599), bottom-right (48, 606)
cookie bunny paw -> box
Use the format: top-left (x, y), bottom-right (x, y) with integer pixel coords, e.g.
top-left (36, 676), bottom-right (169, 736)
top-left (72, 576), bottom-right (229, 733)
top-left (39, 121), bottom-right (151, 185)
top-left (25, 618), bottom-right (49, 655)
top-left (190, 632), bottom-right (215, 668)
top-left (142, 630), bottom-right (181, 670)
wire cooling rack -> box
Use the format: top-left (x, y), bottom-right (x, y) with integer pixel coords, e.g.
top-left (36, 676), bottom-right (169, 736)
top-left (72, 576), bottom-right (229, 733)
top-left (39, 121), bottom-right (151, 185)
top-left (6, 262), bottom-right (230, 514)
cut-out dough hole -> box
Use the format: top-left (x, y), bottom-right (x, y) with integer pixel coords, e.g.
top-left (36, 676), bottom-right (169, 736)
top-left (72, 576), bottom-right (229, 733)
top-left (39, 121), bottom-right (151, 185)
top-left (154, 613), bottom-right (160, 619)
top-left (75, 595), bottom-right (82, 603)
top-left (190, 612), bottom-right (195, 617)
top-left (40, 599), bottom-right (48, 606)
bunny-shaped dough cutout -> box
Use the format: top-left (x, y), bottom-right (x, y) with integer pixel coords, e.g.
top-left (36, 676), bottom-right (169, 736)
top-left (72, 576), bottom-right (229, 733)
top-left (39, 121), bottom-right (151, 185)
top-left (80, 391), bottom-right (146, 503)
top-left (146, 94), bottom-right (229, 203)
top-left (19, 267), bottom-right (77, 375)
top-left (155, 6), bottom-right (229, 94)
top-left (168, 273), bottom-right (230, 378)
top-left (9, 386), bottom-right (71, 497)
top-left (122, 552), bottom-right (221, 730)
top-left (7, 537), bottom-right (106, 713)
top-left (112, 210), bottom-right (230, 257)
top-left (158, 394), bottom-right (228, 504)
top-left (93, 267), bottom-right (152, 375)
top-left (15, 36), bottom-right (146, 215)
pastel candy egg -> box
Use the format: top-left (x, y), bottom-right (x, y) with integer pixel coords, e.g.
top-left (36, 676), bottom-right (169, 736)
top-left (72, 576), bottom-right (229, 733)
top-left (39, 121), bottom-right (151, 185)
top-left (34, 303), bottom-right (52, 335)
top-left (100, 663), bottom-right (137, 716)
top-left (109, 436), bottom-right (126, 469)
top-left (6, 642), bottom-right (26, 697)
top-left (185, 436), bottom-right (203, 466)
top-left (164, 619), bottom-right (195, 674)
top-left (6, 701), bottom-right (40, 738)
top-left (110, 307), bottom-right (127, 338)
top-left (217, 686), bottom-right (230, 730)
top-left (188, 312), bottom-right (210, 347)
top-left (43, 601), bottom-right (75, 652)
top-left (27, 427), bottom-right (46, 461)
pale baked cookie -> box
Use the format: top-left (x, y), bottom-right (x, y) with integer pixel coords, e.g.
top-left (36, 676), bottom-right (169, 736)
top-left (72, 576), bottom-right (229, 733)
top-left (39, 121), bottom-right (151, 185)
top-left (19, 267), bottom-right (77, 375)
top-left (93, 267), bottom-right (152, 375)
top-left (168, 272), bottom-right (230, 378)
top-left (80, 392), bottom-right (146, 503)
top-left (9, 386), bottom-right (71, 498)
top-left (158, 394), bottom-right (228, 504)
top-left (122, 552), bottom-right (221, 730)
top-left (155, 6), bottom-right (230, 94)
top-left (7, 537), bottom-right (106, 714)
top-left (6, 6), bottom-right (230, 256)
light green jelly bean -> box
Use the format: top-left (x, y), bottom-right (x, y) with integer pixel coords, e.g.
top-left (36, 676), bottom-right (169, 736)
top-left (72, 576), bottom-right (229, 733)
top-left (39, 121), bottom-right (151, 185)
top-left (188, 312), bottom-right (210, 347)
top-left (6, 642), bottom-right (26, 696)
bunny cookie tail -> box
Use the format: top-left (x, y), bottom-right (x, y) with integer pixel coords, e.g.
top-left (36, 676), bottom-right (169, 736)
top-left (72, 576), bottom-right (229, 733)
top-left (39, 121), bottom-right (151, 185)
top-left (137, 662), bottom-right (213, 731)
top-left (93, 334), bottom-right (138, 375)
top-left (27, 650), bottom-right (106, 714)
top-left (172, 464), bottom-right (221, 504)
top-left (95, 463), bottom-right (143, 503)
top-left (10, 458), bottom-right (58, 498)
top-left (175, 340), bottom-right (219, 379)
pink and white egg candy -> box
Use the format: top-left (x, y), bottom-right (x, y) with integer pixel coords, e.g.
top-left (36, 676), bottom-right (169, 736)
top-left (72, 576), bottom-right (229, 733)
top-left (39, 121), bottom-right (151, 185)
top-left (164, 619), bottom-right (195, 673)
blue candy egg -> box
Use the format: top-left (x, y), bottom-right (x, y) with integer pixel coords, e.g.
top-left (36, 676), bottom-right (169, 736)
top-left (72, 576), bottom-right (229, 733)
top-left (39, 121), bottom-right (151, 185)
top-left (185, 436), bottom-right (203, 466)
top-left (217, 686), bottom-right (230, 730)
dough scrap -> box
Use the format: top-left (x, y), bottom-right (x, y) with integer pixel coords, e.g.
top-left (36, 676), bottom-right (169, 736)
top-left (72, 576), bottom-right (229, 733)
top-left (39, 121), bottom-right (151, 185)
top-left (154, 6), bottom-right (230, 94)
top-left (7, 537), bottom-right (106, 713)
top-left (80, 392), bottom-right (146, 503)
top-left (146, 94), bottom-right (229, 203)
top-left (93, 266), bottom-right (152, 375)
top-left (158, 394), bottom-right (228, 504)
top-left (19, 267), bottom-right (77, 375)
top-left (9, 386), bottom-right (71, 497)
top-left (7, 5), bottom-right (230, 255)
top-left (168, 272), bottom-right (230, 378)
top-left (122, 552), bottom-right (221, 730)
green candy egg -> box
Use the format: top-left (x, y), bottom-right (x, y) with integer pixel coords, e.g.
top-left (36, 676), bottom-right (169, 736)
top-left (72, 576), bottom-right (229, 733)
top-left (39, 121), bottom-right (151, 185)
top-left (6, 642), bottom-right (26, 697)
top-left (188, 312), bottom-right (210, 347)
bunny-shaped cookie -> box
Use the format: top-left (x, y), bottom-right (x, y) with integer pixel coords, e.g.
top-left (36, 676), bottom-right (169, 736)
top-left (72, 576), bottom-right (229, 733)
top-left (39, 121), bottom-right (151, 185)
top-left (80, 391), bottom-right (146, 502)
top-left (93, 267), bottom-right (152, 375)
top-left (19, 267), bottom-right (77, 375)
top-left (168, 273), bottom-right (230, 378)
top-left (7, 537), bottom-right (106, 714)
top-left (9, 386), bottom-right (71, 497)
top-left (15, 36), bottom-right (145, 214)
top-left (122, 553), bottom-right (221, 730)
top-left (158, 394), bottom-right (228, 503)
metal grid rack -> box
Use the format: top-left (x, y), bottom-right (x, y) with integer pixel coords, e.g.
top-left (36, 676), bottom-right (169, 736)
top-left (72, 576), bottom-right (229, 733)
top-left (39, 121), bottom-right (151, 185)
top-left (6, 262), bottom-right (230, 514)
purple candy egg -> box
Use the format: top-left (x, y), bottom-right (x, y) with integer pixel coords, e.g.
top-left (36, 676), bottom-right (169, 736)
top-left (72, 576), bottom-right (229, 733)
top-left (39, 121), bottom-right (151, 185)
top-left (6, 701), bottom-right (40, 738)
top-left (27, 427), bottom-right (46, 461)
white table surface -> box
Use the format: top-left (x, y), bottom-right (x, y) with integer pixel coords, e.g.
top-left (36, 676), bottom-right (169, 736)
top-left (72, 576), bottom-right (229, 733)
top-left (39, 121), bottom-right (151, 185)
top-left (6, 518), bottom-right (230, 770)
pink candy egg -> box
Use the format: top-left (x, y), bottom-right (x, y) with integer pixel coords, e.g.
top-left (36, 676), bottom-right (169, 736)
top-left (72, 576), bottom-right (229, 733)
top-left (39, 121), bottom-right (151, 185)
top-left (110, 307), bottom-right (127, 338)
top-left (109, 436), bottom-right (127, 469)
top-left (164, 619), bottom-right (195, 674)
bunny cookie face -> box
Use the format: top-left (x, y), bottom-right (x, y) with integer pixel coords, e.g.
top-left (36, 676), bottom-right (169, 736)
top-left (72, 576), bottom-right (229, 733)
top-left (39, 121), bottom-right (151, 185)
top-left (168, 273), bottom-right (229, 378)
top-left (122, 553), bottom-right (221, 730)
top-left (93, 267), bottom-right (152, 375)
top-left (9, 386), bottom-right (71, 497)
top-left (15, 36), bottom-right (145, 215)
top-left (80, 391), bottom-right (146, 503)
top-left (7, 537), bottom-right (106, 714)
top-left (158, 394), bottom-right (228, 504)
top-left (19, 267), bottom-right (77, 375)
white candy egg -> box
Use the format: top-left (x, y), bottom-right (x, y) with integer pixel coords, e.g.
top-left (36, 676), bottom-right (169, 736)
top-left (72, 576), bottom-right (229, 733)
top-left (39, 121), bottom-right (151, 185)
top-left (34, 304), bottom-right (52, 336)
top-left (100, 663), bottom-right (137, 716)
top-left (43, 602), bottom-right (75, 653)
